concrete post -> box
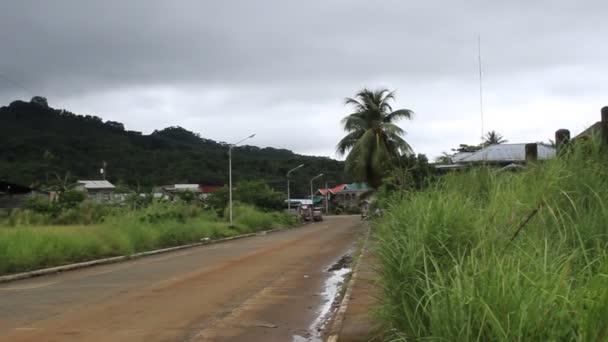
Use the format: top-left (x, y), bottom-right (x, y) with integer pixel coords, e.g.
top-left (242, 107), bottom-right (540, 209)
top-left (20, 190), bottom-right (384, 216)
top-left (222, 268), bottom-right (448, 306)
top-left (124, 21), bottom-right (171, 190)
top-left (555, 129), bottom-right (571, 155)
top-left (525, 143), bottom-right (538, 162)
top-left (555, 129), bottom-right (570, 147)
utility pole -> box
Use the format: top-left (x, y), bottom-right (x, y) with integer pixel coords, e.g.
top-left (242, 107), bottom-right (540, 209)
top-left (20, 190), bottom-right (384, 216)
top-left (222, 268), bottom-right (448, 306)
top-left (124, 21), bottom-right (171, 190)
top-left (100, 161), bottom-right (107, 180)
top-left (286, 164), bottom-right (305, 211)
top-left (228, 134), bottom-right (255, 226)
top-left (325, 180), bottom-right (329, 213)
top-left (310, 173), bottom-right (323, 213)
top-left (478, 34), bottom-right (485, 141)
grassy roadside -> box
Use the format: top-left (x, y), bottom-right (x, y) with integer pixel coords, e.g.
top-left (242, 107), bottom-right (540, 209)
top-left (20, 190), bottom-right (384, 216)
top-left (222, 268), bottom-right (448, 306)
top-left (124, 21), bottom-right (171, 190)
top-left (0, 203), bottom-right (295, 275)
top-left (375, 139), bottom-right (608, 341)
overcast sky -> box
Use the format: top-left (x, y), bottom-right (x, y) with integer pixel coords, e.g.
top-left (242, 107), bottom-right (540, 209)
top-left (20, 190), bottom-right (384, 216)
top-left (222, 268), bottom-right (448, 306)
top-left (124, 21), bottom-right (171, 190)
top-left (1, 0), bottom-right (606, 159)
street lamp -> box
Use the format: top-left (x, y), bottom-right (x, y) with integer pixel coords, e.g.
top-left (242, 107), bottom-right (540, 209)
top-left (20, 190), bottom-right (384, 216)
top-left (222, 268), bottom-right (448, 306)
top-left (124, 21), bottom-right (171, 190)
top-left (286, 164), bottom-right (305, 211)
top-left (310, 173), bottom-right (324, 210)
top-left (229, 133), bottom-right (255, 226)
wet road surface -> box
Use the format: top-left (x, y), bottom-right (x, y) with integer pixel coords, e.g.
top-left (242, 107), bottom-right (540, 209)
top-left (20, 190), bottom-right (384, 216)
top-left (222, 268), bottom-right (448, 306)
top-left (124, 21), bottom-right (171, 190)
top-left (0, 216), bottom-right (361, 342)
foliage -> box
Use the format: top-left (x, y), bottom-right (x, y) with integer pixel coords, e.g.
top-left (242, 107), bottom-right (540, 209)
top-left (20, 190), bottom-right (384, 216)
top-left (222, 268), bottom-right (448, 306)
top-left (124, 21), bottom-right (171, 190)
top-left (124, 193), bottom-right (154, 210)
top-left (398, 153), bottom-right (434, 190)
top-left (174, 190), bottom-right (199, 203)
top-left (0, 100), bottom-right (346, 197)
top-left (57, 189), bottom-right (86, 208)
top-left (206, 187), bottom-right (229, 215)
top-left (452, 143), bottom-right (482, 153)
top-left (434, 152), bottom-right (453, 164)
top-left (12, 199), bottom-right (119, 226)
top-left (227, 203), bottom-right (296, 234)
top-left (206, 181), bottom-right (284, 215)
top-left (374, 137), bottom-right (608, 341)
top-left (0, 202), bottom-right (295, 275)
top-left (234, 180), bottom-right (283, 211)
top-left (336, 89), bottom-right (413, 188)
top-left (483, 130), bottom-right (508, 146)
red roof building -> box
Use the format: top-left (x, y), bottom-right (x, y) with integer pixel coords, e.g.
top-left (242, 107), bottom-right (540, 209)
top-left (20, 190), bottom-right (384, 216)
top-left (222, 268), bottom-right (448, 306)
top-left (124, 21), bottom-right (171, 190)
top-left (199, 185), bottom-right (223, 193)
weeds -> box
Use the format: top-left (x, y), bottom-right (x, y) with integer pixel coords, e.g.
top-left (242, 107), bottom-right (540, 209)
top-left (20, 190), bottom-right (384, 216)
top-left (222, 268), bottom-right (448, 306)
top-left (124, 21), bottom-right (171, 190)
top-left (0, 202), bottom-right (294, 275)
top-left (375, 137), bottom-right (608, 341)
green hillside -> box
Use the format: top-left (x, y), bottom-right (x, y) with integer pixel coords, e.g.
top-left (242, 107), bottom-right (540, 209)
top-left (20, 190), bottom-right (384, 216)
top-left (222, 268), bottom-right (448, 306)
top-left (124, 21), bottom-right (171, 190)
top-left (0, 98), bottom-right (346, 196)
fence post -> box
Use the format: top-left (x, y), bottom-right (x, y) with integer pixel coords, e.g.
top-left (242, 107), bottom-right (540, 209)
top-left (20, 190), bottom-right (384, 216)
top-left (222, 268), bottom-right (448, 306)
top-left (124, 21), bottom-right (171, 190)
top-left (525, 143), bottom-right (538, 163)
top-left (602, 107), bottom-right (608, 147)
top-left (555, 129), bottom-right (570, 154)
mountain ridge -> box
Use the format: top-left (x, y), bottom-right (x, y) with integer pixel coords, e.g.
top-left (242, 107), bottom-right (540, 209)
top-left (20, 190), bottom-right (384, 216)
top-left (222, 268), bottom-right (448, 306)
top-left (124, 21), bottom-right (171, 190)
top-left (0, 98), bottom-right (346, 196)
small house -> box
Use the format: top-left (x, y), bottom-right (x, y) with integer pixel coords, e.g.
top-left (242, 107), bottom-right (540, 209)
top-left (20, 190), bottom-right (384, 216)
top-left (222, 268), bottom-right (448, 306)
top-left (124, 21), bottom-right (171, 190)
top-left (75, 180), bottom-right (116, 202)
top-left (316, 183), bottom-right (371, 210)
top-left (436, 143), bottom-right (556, 172)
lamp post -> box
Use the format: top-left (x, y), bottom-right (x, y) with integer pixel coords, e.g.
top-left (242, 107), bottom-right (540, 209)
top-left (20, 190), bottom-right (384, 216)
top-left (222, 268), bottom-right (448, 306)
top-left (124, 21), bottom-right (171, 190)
top-left (286, 164), bottom-right (305, 211)
top-left (310, 173), bottom-right (324, 211)
top-left (325, 180), bottom-right (329, 214)
top-left (229, 133), bottom-right (255, 226)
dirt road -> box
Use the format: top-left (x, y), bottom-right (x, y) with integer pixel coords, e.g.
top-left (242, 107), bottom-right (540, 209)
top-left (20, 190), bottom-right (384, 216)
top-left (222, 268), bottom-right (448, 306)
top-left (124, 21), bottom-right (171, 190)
top-left (0, 216), bottom-right (361, 342)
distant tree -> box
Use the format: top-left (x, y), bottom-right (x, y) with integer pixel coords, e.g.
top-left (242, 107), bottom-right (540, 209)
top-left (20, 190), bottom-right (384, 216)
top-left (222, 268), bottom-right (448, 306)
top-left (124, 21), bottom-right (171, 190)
top-left (453, 144), bottom-right (483, 153)
top-left (435, 152), bottom-right (453, 164)
top-left (30, 96), bottom-right (48, 108)
top-left (234, 180), bottom-right (283, 211)
top-left (337, 88), bottom-right (414, 189)
top-left (483, 130), bottom-right (508, 146)
top-left (105, 121), bottom-right (125, 131)
top-left (399, 154), bottom-right (434, 190)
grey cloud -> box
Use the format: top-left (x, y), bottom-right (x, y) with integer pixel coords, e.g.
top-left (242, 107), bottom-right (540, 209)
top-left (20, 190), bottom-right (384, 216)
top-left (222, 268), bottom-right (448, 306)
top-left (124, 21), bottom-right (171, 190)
top-left (1, 0), bottom-right (607, 158)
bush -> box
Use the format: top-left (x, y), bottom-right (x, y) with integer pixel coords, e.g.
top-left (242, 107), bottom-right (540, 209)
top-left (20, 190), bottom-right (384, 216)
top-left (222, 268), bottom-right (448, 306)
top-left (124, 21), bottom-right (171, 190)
top-left (207, 181), bottom-right (284, 215)
top-left (234, 180), bottom-right (284, 211)
top-left (226, 203), bottom-right (295, 233)
top-left (375, 137), bottom-right (608, 341)
top-left (22, 196), bottom-right (56, 214)
top-left (58, 189), bottom-right (86, 208)
top-left (0, 201), bottom-right (295, 275)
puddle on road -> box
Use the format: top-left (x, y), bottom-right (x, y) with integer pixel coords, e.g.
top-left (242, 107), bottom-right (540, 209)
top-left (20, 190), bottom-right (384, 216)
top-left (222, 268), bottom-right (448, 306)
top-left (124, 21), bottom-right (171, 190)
top-left (292, 252), bottom-right (353, 342)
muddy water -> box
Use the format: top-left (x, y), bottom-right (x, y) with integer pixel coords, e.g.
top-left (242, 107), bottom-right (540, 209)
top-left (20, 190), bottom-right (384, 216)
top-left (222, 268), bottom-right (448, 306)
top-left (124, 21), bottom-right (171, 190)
top-left (293, 253), bottom-right (353, 342)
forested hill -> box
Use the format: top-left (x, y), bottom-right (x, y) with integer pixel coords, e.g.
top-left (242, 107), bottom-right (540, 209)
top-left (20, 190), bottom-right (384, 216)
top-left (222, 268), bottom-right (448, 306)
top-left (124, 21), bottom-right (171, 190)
top-left (0, 98), bottom-right (346, 196)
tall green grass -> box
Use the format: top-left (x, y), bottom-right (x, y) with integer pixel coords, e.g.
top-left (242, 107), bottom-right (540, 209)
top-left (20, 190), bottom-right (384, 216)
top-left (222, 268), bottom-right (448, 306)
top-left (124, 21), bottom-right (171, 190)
top-left (0, 203), bottom-right (295, 275)
top-left (375, 139), bottom-right (608, 341)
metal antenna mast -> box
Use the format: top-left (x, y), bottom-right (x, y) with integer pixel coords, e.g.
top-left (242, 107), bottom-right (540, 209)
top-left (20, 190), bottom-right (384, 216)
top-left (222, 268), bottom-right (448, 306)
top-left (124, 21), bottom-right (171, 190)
top-left (478, 35), bottom-right (485, 141)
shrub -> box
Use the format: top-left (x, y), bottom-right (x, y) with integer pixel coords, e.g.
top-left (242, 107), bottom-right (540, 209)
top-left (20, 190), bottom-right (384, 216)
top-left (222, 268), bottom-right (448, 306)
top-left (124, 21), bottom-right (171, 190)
top-left (234, 180), bottom-right (284, 211)
top-left (0, 201), bottom-right (294, 275)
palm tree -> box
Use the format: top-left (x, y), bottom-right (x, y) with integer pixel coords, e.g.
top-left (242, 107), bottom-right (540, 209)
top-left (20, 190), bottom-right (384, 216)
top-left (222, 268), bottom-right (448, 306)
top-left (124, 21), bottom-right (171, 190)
top-left (483, 130), bottom-right (507, 146)
top-left (435, 152), bottom-right (453, 164)
top-left (336, 88), bottom-right (413, 188)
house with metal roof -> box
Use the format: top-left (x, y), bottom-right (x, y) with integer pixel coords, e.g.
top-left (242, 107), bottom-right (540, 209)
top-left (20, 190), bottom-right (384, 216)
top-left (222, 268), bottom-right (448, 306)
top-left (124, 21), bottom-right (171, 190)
top-left (436, 143), bottom-right (556, 171)
top-left (76, 180), bottom-right (116, 202)
top-left (457, 143), bottom-right (556, 164)
top-left (316, 182), bottom-right (371, 210)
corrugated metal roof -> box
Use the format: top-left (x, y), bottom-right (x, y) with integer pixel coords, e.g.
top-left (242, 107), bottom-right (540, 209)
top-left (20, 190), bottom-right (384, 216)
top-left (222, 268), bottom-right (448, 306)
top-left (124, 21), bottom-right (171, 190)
top-left (452, 152), bottom-right (474, 163)
top-left (174, 184), bottom-right (200, 190)
top-left (459, 144), bottom-right (556, 163)
top-left (77, 180), bottom-right (115, 189)
top-left (285, 199), bottom-right (313, 205)
top-left (344, 183), bottom-right (370, 191)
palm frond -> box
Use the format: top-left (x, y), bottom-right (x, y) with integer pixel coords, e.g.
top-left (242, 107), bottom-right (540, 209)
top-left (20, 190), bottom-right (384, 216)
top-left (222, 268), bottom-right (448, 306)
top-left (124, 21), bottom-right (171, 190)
top-left (384, 109), bottom-right (414, 123)
top-left (336, 130), bottom-right (365, 155)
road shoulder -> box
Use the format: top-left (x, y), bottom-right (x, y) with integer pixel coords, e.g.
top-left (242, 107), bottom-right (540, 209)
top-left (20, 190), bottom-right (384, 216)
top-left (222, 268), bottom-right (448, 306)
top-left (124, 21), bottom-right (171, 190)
top-left (327, 225), bottom-right (382, 342)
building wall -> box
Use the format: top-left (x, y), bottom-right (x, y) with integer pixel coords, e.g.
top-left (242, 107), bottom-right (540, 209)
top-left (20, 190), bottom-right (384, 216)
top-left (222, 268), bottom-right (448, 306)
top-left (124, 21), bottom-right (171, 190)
top-left (87, 189), bottom-right (114, 202)
top-left (332, 191), bottom-right (365, 209)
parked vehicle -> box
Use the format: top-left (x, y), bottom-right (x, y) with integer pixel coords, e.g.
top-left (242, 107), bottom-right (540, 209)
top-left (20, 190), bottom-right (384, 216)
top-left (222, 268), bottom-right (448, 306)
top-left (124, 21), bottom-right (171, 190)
top-left (312, 208), bottom-right (323, 221)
